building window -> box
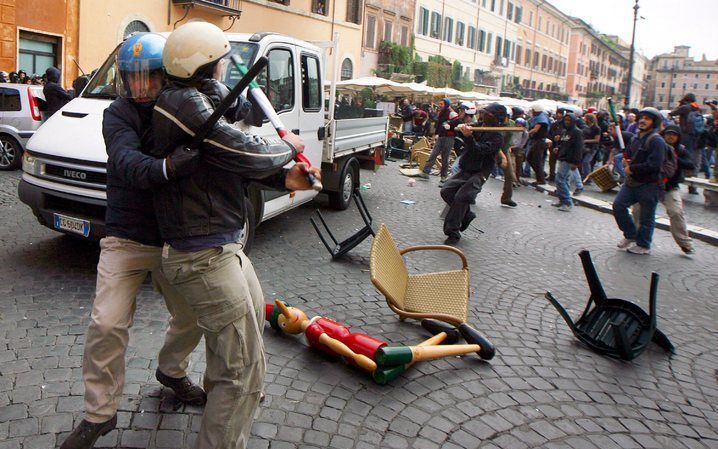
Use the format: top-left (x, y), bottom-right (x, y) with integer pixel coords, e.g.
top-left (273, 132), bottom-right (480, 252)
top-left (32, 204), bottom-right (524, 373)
top-left (312, 0), bottom-right (328, 15)
top-left (443, 17), bottom-right (453, 43)
top-left (384, 21), bottom-right (393, 42)
top-left (490, 0), bottom-right (496, 12)
top-left (467, 26), bottom-right (476, 49)
top-left (478, 29), bottom-right (486, 52)
top-left (18, 31), bottom-right (59, 76)
top-left (515, 6), bottom-right (522, 23)
top-left (529, 11), bottom-right (533, 27)
top-left (430, 12), bottom-right (441, 39)
top-left (693, 83), bottom-right (697, 89)
top-left (659, 95), bottom-right (664, 103)
top-left (346, 0), bottom-right (361, 24)
top-left (524, 48), bottom-right (530, 66)
top-left (499, 0), bottom-right (504, 15)
top-left (507, 2), bottom-right (513, 20)
top-left (533, 51), bottom-right (539, 69)
top-left (301, 55), bottom-right (322, 110)
top-left (495, 36), bottom-right (502, 62)
top-left (365, 15), bottom-right (376, 48)
top-left (259, 48), bottom-right (294, 113)
top-left (340, 58), bottom-right (353, 80)
top-left (487, 33), bottom-right (493, 54)
top-left (123, 20), bottom-right (150, 38)
top-left (515, 44), bottom-right (522, 65)
top-left (401, 26), bottom-right (408, 46)
top-left (541, 54), bottom-right (547, 70)
top-left (418, 8), bottom-right (429, 36)
top-left (456, 22), bottom-right (465, 46)
top-left (661, 82), bottom-right (665, 88)
top-left (706, 84), bottom-right (710, 90)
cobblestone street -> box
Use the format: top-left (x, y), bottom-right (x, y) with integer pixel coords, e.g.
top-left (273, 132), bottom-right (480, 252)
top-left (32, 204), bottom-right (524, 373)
top-left (1, 164), bottom-right (717, 449)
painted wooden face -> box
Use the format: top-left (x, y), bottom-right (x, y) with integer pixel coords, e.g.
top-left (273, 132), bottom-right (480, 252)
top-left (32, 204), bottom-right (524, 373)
top-left (275, 300), bottom-right (308, 335)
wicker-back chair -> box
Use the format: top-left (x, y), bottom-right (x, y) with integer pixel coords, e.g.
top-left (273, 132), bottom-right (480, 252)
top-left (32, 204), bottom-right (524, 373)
top-left (369, 224), bottom-right (470, 325)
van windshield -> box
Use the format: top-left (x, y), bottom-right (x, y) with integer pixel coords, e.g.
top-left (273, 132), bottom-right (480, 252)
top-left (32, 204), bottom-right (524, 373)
top-left (82, 41), bottom-right (258, 100)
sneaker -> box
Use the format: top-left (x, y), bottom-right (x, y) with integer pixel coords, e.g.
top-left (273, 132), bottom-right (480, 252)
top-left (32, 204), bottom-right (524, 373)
top-left (156, 368), bottom-right (207, 406)
top-left (617, 238), bottom-right (635, 249)
top-left (681, 246), bottom-right (696, 255)
top-left (551, 202), bottom-right (562, 207)
top-left (60, 415), bottom-right (117, 449)
top-left (627, 244), bottom-right (651, 255)
top-left (501, 200), bottom-right (518, 208)
top-left (417, 172), bottom-right (430, 180)
top-left (573, 188), bottom-right (583, 196)
top-left (444, 234), bottom-right (461, 245)
top-left (558, 204), bottom-right (573, 212)
top-left (460, 211), bottom-right (476, 231)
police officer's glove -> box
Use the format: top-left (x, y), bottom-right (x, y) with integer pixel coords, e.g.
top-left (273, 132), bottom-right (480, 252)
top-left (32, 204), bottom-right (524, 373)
top-left (165, 145), bottom-right (200, 180)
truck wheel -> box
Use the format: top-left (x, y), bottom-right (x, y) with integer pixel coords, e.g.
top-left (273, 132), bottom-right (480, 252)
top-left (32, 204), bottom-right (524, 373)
top-left (0, 135), bottom-right (21, 171)
top-left (328, 163), bottom-right (355, 210)
top-left (239, 196), bottom-right (257, 254)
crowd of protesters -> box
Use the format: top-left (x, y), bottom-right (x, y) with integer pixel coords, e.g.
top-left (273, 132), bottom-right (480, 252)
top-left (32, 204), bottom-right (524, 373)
top-left (0, 69), bottom-right (45, 85)
top-left (393, 93), bottom-right (718, 255)
top-left (2, 67), bottom-right (74, 118)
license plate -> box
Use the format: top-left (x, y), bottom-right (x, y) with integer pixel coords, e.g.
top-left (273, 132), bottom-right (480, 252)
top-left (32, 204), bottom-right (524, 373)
top-left (53, 213), bottom-right (90, 237)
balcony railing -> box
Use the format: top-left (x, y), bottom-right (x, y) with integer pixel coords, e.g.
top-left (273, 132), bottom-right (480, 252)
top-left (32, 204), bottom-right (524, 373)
top-left (172, 0), bottom-right (242, 16)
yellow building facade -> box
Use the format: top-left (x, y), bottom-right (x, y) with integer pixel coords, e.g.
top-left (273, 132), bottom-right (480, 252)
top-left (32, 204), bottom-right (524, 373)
top-left (77, 0), bottom-right (362, 83)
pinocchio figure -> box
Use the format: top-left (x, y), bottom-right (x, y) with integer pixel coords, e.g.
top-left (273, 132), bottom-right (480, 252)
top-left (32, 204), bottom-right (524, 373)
top-left (265, 300), bottom-right (495, 384)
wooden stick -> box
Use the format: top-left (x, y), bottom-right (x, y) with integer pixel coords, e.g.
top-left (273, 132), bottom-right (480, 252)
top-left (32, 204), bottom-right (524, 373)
top-left (317, 333), bottom-right (378, 373)
top-left (410, 344), bottom-right (483, 362)
top-left (464, 126), bottom-right (526, 132)
top-left (406, 332), bottom-right (447, 369)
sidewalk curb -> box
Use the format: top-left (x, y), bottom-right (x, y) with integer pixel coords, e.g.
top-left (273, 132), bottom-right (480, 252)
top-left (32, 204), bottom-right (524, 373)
top-left (527, 181), bottom-right (718, 247)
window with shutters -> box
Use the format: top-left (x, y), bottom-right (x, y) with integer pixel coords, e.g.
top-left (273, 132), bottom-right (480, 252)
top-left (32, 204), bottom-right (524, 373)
top-left (456, 22), bottom-right (465, 46)
top-left (479, 29), bottom-right (486, 52)
top-left (365, 15), bottom-right (376, 48)
top-left (443, 17), bottom-right (453, 42)
top-left (515, 44), bottom-right (522, 65)
top-left (418, 8), bottom-right (429, 35)
top-left (430, 12), bottom-right (441, 38)
top-left (487, 33), bottom-right (493, 54)
top-left (346, 0), bottom-right (361, 24)
top-left (467, 26), bottom-right (476, 49)
top-left (515, 6), bottom-right (522, 23)
top-left (507, 2), bottom-right (513, 20)
top-left (384, 21), bottom-right (393, 42)
top-left (401, 26), bottom-right (408, 46)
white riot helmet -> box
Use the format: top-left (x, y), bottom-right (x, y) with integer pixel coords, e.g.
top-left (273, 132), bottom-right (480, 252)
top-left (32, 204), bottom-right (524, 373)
top-left (531, 103), bottom-right (545, 113)
top-left (459, 101), bottom-right (477, 115)
top-left (163, 22), bottom-right (231, 80)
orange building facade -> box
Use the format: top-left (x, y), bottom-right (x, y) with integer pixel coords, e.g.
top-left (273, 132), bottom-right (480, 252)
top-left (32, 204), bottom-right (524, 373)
top-left (0, 0), bottom-right (80, 88)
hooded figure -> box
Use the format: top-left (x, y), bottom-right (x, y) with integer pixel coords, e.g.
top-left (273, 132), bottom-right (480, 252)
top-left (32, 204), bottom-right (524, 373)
top-left (557, 113), bottom-right (583, 166)
top-left (43, 67), bottom-right (73, 118)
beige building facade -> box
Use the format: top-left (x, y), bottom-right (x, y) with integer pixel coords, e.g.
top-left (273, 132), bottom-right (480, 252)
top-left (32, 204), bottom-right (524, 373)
top-left (566, 18), bottom-right (626, 108)
top-left (413, 0), bottom-right (519, 94)
top-left (511, 0), bottom-right (570, 99)
top-left (645, 45), bottom-right (718, 110)
top-left (359, 0), bottom-right (416, 77)
top-left (77, 0), bottom-right (362, 84)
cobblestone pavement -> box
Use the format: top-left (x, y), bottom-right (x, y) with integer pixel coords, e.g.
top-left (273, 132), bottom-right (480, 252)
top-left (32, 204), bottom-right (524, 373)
top-left (0, 164), bottom-right (717, 449)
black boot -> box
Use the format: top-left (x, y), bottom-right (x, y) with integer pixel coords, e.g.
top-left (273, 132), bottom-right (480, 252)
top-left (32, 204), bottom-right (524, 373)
top-left (156, 368), bottom-right (207, 406)
top-left (60, 415), bottom-right (117, 449)
top-left (460, 211), bottom-right (477, 231)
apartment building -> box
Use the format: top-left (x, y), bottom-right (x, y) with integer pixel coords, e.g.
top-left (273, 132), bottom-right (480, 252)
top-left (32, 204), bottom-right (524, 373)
top-left (413, 0), bottom-right (519, 93)
top-left (566, 18), bottom-right (627, 108)
top-left (359, 0), bottom-right (416, 77)
top-left (603, 34), bottom-right (647, 109)
top-left (645, 45), bottom-right (718, 110)
top-left (511, 0), bottom-right (570, 100)
top-left (0, 0), bottom-right (80, 88)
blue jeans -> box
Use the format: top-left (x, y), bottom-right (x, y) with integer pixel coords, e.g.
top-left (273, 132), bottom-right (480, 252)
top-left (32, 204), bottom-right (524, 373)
top-left (581, 149), bottom-right (596, 178)
top-left (572, 167), bottom-right (583, 190)
top-left (612, 182), bottom-right (662, 249)
top-left (701, 147), bottom-right (714, 177)
top-left (613, 152), bottom-right (625, 178)
top-left (555, 161), bottom-right (573, 206)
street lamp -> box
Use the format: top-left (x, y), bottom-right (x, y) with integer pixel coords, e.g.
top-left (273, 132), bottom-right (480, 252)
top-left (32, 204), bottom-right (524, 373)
top-left (624, 0), bottom-right (639, 108)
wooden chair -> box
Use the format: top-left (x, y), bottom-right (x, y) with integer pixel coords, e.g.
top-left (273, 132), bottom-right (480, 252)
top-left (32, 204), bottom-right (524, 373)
top-left (369, 224), bottom-right (469, 326)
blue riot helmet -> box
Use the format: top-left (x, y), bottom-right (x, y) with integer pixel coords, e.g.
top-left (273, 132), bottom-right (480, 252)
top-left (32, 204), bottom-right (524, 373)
top-left (115, 32), bottom-right (166, 103)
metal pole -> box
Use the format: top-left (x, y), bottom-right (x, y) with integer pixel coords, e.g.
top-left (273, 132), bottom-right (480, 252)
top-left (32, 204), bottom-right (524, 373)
top-left (624, 0), bottom-right (639, 108)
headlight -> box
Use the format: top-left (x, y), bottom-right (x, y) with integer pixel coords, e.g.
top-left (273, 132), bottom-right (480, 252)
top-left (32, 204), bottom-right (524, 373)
top-left (22, 152), bottom-right (37, 173)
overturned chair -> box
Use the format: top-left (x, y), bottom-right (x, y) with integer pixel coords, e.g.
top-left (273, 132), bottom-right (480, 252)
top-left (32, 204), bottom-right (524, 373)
top-left (370, 224), bottom-right (469, 326)
top-left (545, 250), bottom-right (674, 361)
top-left (311, 189), bottom-right (375, 259)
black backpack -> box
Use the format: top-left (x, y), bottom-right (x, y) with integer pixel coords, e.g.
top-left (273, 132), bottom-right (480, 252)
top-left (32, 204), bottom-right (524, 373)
top-left (648, 133), bottom-right (677, 182)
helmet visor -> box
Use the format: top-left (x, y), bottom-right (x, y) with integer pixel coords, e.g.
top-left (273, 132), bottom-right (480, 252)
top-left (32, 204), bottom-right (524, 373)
top-left (115, 57), bottom-right (164, 102)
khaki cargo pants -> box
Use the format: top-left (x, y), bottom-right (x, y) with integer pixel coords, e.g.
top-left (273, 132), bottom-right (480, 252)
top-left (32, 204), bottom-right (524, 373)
top-left (83, 237), bottom-right (203, 423)
top-left (161, 242), bottom-right (266, 449)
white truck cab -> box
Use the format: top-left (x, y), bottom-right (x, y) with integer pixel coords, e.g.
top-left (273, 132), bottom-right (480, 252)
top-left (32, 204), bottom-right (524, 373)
top-left (19, 32), bottom-right (387, 250)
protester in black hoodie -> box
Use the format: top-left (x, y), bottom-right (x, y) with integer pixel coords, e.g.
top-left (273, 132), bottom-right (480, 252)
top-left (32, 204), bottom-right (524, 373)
top-left (632, 125), bottom-right (695, 254)
top-left (553, 113), bottom-right (583, 211)
top-left (43, 67), bottom-right (73, 117)
top-left (440, 102), bottom-right (504, 244)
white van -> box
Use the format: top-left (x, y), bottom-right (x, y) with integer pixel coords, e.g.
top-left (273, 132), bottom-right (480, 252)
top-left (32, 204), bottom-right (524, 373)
top-left (18, 32), bottom-right (387, 250)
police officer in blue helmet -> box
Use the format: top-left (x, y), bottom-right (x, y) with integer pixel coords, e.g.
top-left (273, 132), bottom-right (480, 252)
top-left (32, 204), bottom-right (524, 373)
top-left (61, 33), bottom-right (205, 449)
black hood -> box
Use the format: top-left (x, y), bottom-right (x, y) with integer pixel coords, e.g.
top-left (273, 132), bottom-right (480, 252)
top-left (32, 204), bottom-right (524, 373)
top-left (45, 67), bottom-right (61, 83)
top-left (563, 113), bottom-right (577, 131)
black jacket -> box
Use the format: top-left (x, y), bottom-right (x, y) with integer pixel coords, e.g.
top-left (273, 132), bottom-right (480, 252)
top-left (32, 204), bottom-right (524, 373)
top-left (436, 107), bottom-right (456, 137)
top-left (43, 67), bottom-right (73, 117)
top-left (151, 81), bottom-right (296, 240)
top-left (458, 130), bottom-right (503, 176)
top-left (103, 98), bottom-right (168, 246)
top-left (626, 130), bottom-right (665, 184)
top-left (665, 143), bottom-right (695, 191)
top-left (557, 114), bottom-right (583, 165)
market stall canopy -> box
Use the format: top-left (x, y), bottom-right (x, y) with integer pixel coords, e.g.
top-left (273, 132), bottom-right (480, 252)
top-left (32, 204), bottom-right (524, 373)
top-left (529, 99), bottom-right (583, 115)
top-left (335, 76), bottom-right (403, 93)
